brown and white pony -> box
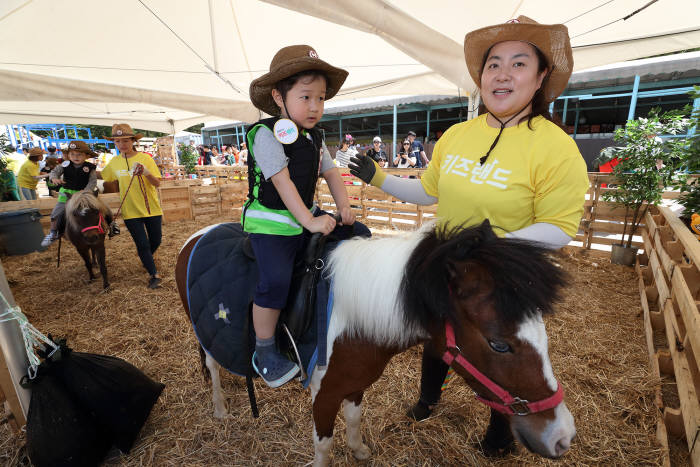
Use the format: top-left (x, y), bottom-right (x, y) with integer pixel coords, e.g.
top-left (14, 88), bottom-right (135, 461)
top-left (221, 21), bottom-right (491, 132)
top-left (176, 221), bottom-right (576, 465)
top-left (65, 191), bottom-right (112, 289)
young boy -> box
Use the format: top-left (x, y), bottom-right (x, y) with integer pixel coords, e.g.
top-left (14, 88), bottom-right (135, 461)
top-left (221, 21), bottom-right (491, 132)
top-left (41, 141), bottom-right (98, 247)
top-left (243, 45), bottom-right (355, 388)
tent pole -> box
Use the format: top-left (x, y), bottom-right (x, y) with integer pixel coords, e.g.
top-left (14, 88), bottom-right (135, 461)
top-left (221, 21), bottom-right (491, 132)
top-left (425, 109), bottom-right (430, 143)
top-left (392, 104), bottom-right (397, 163)
top-left (0, 259), bottom-right (30, 424)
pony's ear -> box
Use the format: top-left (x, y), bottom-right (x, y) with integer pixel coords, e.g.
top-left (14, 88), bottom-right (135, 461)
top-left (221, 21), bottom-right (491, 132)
top-left (480, 219), bottom-right (491, 229)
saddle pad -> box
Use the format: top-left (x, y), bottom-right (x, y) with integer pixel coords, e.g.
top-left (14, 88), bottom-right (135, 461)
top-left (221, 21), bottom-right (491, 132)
top-left (187, 223), bottom-right (258, 377)
top-left (186, 222), bottom-right (335, 384)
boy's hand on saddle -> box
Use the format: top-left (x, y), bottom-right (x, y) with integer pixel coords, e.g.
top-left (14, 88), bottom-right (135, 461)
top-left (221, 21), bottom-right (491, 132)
top-left (339, 206), bottom-right (355, 225)
top-left (305, 214), bottom-right (336, 235)
top-left (348, 155), bottom-right (375, 184)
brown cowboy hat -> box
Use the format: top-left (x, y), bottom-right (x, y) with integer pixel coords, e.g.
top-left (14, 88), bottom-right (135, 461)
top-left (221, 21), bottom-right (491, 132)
top-left (464, 16), bottom-right (573, 103)
top-left (64, 140), bottom-right (98, 158)
top-left (249, 45), bottom-right (349, 116)
top-left (26, 147), bottom-right (47, 158)
top-left (105, 123), bottom-right (144, 141)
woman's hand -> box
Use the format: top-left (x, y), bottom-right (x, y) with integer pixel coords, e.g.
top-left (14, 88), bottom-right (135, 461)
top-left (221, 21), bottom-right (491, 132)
top-left (339, 206), bottom-right (355, 225)
top-left (132, 162), bottom-right (149, 176)
top-left (305, 214), bottom-right (336, 235)
top-left (349, 155), bottom-right (376, 184)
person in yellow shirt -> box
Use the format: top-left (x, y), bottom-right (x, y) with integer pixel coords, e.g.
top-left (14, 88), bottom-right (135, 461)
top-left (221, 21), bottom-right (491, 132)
top-left (17, 147), bottom-right (49, 200)
top-left (101, 124), bottom-right (163, 289)
top-left (349, 16), bottom-right (589, 449)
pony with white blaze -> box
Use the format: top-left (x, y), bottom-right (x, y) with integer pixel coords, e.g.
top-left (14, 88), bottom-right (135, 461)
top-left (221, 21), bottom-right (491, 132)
top-left (176, 220), bottom-right (576, 465)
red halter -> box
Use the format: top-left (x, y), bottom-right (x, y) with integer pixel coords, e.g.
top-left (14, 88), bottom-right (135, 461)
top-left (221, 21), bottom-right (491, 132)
top-left (81, 212), bottom-right (106, 235)
top-left (442, 321), bottom-right (564, 416)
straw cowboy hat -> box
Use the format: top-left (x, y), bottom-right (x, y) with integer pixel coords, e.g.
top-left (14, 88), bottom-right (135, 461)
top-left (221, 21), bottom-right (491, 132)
top-left (26, 147), bottom-right (47, 158)
top-left (64, 140), bottom-right (98, 158)
top-left (105, 123), bottom-right (144, 141)
top-left (464, 16), bottom-right (573, 103)
top-left (250, 45), bottom-right (348, 116)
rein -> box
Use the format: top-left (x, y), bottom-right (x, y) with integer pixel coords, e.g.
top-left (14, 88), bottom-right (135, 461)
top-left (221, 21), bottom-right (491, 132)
top-left (114, 156), bottom-right (151, 222)
top-left (442, 321), bottom-right (564, 416)
top-left (81, 212), bottom-right (106, 235)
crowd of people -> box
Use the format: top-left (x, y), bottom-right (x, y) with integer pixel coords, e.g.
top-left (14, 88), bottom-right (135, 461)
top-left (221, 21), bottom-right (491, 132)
top-left (178, 140), bottom-right (249, 166)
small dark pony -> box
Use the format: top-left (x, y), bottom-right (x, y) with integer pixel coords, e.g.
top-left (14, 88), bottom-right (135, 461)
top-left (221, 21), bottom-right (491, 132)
top-left (176, 221), bottom-right (576, 465)
top-left (65, 191), bottom-right (113, 289)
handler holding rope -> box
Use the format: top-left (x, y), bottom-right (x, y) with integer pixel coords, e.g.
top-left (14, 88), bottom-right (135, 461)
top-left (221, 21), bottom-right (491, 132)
top-left (349, 16), bottom-right (589, 447)
top-left (101, 124), bottom-right (164, 289)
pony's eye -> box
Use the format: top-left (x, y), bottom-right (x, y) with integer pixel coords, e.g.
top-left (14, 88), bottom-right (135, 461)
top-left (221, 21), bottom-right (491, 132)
top-left (488, 340), bottom-right (512, 353)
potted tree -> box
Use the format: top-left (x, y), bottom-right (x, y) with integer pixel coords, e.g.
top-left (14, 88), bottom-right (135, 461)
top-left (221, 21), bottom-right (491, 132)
top-left (177, 143), bottom-right (198, 179)
top-left (602, 109), bottom-right (691, 266)
top-left (675, 86), bottom-right (700, 233)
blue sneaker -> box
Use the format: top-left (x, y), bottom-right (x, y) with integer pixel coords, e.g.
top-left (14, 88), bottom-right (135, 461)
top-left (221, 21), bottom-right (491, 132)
top-left (252, 350), bottom-right (300, 388)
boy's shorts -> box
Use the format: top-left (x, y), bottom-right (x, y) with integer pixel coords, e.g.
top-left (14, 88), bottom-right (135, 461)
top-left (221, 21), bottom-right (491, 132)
top-left (249, 232), bottom-right (305, 310)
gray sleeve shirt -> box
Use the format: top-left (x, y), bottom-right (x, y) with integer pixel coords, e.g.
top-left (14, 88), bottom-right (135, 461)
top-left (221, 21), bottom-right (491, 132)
top-left (252, 126), bottom-right (334, 180)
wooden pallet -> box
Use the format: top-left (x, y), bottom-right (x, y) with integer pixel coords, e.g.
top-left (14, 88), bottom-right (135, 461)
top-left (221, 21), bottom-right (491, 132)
top-left (638, 206), bottom-right (700, 466)
top-left (0, 346), bottom-right (25, 431)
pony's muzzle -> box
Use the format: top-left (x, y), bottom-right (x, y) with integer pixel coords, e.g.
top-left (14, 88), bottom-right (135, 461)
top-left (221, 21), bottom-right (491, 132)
top-left (510, 402), bottom-right (576, 458)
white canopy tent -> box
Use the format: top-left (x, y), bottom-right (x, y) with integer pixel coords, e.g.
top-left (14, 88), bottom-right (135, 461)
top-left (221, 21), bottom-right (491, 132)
top-left (0, 0), bottom-right (698, 132)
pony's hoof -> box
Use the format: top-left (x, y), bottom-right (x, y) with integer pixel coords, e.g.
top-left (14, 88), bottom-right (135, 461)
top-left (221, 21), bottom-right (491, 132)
top-left (475, 438), bottom-right (517, 458)
top-left (102, 283), bottom-right (110, 290)
top-left (351, 444), bottom-right (371, 460)
top-left (213, 409), bottom-right (229, 419)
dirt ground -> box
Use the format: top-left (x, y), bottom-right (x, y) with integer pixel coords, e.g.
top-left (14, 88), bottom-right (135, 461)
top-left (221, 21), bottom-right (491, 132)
top-left (0, 216), bottom-right (671, 466)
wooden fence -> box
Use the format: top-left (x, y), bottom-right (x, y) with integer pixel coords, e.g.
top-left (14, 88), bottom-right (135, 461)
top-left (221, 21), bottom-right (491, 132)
top-left (0, 167), bottom-right (686, 252)
top-left (636, 205), bottom-right (699, 466)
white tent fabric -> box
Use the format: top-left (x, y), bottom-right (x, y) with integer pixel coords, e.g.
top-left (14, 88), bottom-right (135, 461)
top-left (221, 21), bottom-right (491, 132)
top-left (0, 0), bottom-right (698, 131)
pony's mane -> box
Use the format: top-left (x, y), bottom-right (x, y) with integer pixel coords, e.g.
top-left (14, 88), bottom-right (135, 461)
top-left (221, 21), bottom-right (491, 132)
top-left (66, 192), bottom-right (112, 229)
top-left (401, 221), bottom-right (568, 333)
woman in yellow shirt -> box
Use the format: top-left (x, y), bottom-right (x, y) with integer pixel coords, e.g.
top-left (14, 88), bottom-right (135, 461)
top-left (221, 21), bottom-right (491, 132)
top-left (17, 147), bottom-right (49, 200)
top-left (101, 124), bottom-right (164, 289)
top-left (350, 16), bottom-right (589, 453)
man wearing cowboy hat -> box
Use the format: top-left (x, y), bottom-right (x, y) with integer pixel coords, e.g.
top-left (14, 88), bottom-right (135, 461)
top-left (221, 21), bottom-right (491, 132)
top-left (42, 141), bottom-right (98, 246)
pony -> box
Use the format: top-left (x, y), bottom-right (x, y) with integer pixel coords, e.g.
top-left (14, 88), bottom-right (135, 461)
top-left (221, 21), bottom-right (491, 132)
top-left (65, 191), bottom-right (113, 289)
top-left (175, 221), bottom-right (576, 465)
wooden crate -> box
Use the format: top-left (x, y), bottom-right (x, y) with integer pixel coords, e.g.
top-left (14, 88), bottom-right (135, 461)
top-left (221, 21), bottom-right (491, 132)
top-left (190, 186), bottom-right (221, 219)
top-left (159, 186), bottom-right (192, 223)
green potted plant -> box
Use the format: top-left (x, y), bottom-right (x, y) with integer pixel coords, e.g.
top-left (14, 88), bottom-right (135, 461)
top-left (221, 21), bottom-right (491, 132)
top-left (675, 86), bottom-right (700, 228)
top-left (0, 134), bottom-right (21, 201)
top-left (602, 108), bottom-right (691, 265)
top-left (177, 143), bottom-right (198, 178)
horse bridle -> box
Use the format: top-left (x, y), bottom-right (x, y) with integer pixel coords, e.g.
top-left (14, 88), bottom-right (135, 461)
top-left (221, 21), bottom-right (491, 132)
top-left (442, 321), bottom-right (564, 416)
top-left (81, 212), bottom-right (106, 235)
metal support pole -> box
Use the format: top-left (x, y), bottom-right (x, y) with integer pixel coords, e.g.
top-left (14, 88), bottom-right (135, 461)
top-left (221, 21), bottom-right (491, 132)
top-left (627, 75), bottom-right (641, 121)
top-left (562, 99), bottom-right (568, 125)
top-left (573, 105), bottom-right (580, 138)
top-left (216, 129), bottom-right (220, 150)
top-left (338, 118), bottom-right (342, 142)
top-left (392, 104), bottom-right (398, 162)
top-left (425, 109), bottom-right (431, 143)
top-left (689, 98), bottom-right (700, 137)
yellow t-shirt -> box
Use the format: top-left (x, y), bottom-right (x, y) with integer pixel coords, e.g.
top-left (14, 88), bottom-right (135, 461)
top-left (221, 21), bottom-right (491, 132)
top-left (101, 152), bottom-right (163, 220)
top-left (17, 160), bottom-right (40, 190)
top-left (420, 115), bottom-right (589, 237)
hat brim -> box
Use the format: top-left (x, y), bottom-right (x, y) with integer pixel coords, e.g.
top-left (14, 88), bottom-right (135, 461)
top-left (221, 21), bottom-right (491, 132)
top-left (105, 133), bottom-right (144, 141)
top-left (250, 57), bottom-right (348, 116)
top-left (464, 22), bottom-right (573, 102)
top-left (65, 148), bottom-right (98, 158)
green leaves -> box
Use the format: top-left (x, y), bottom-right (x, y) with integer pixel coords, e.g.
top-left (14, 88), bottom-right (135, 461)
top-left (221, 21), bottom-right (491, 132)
top-left (602, 108), bottom-right (693, 246)
top-left (177, 143), bottom-right (198, 175)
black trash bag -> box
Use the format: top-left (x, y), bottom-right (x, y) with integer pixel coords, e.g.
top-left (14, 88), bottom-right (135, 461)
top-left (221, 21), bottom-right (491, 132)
top-left (25, 370), bottom-right (112, 467)
top-left (47, 339), bottom-right (165, 453)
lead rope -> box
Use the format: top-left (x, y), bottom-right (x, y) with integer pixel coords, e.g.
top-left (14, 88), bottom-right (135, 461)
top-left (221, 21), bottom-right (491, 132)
top-left (479, 100), bottom-right (533, 166)
top-left (0, 291), bottom-right (58, 380)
